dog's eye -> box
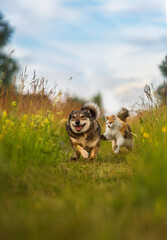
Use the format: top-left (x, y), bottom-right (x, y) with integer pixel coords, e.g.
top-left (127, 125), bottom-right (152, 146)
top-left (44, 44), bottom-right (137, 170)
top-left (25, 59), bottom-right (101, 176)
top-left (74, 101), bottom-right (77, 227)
top-left (80, 115), bottom-right (85, 119)
top-left (72, 116), bottom-right (76, 120)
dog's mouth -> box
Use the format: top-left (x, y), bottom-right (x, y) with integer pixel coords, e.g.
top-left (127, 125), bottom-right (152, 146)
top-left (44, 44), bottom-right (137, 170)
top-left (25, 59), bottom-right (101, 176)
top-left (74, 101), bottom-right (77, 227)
top-left (74, 123), bottom-right (86, 132)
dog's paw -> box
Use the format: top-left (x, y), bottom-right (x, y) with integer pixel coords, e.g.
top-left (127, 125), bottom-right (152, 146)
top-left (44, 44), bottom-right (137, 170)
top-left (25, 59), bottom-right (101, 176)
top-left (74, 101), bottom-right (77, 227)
top-left (71, 157), bottom-right (77, 161)
top-left (89, 156), bottom-right (95, 161)
top-left (81, 150), bottom-right (89, 159)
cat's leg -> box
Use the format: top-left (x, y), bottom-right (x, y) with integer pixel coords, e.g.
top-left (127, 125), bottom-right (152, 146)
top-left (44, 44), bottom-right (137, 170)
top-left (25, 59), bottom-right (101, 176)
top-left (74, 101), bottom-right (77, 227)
top-left (125, 139), bottom-right (134, 150)
top-left (114, 137), bottom-right (124, 154)
top-left (112, 140), bottom-right (116, 151)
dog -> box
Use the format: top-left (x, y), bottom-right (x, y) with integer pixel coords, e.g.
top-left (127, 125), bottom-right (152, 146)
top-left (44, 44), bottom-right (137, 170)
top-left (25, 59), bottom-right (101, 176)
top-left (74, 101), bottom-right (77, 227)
top-left (101, 108), bottom-right (134, 153)
top-left (66, 102), bottom-right (101, 160)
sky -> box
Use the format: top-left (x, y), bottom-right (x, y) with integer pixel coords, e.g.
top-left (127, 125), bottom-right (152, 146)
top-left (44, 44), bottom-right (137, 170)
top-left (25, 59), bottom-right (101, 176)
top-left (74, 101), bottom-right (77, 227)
top-left (1, 0), bottom-right (167, 113)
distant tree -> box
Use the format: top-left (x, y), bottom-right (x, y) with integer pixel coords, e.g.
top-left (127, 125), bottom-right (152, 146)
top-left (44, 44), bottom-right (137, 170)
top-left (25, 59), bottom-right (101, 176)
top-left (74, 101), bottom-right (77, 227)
top-left (92, 92), bottom-right (102, 108)
top-left (157, 82), bottom-right (167, 101)
top-left (0, 12), bottom-right (18, 87)
top-left (159, 55), bottom-right (167, 78)
top-left (158, 56), bottom-right (167, 101)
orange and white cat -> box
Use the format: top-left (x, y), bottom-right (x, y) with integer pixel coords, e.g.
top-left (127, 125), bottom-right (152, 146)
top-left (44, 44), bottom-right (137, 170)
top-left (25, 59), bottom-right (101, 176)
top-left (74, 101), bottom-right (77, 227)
top-left (102, 115), bottom-right (134, 154)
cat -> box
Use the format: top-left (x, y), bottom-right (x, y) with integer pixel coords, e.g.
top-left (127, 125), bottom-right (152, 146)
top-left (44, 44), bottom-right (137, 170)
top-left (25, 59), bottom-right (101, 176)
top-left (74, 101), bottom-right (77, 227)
top-left (102, 114), bottom-right (134, 154)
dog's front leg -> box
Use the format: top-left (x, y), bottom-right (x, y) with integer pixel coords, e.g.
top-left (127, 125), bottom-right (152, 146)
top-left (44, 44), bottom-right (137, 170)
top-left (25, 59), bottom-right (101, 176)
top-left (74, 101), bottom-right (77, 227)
top-left (73, 144), bottom-right (89, 159)
top-left (89, 146), bottom-right (99, 160)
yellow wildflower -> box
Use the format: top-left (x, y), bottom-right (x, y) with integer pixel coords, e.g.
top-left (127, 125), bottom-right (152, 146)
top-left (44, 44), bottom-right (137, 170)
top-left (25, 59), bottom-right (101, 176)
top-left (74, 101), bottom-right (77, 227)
top-left (57, 111), bottom-right (63, 115)
top-left (58, 91), bottom-right (62, 97)
top-left (143, 132), bottom-right (150, 138)
top-left (30, 122), bottom-right (35, 128)
top-left (5, 119), bottom-right (14, 127)
top-left (2, 110), bottom-right (7, 119)
top-left (48, 113), bottom-right (54, 121)
top-left (162, 126), bottom-right (167, 133)
top-left (43, 118), bottom-right (49, 125)
top-left (22, 114), bottom-right (28, 122)
top-left (11, 101), bottom-right (16, 107)
top-left (141, 126), bottom-right (144, 133)
top-left (11, 121), bottom-right (15, 127)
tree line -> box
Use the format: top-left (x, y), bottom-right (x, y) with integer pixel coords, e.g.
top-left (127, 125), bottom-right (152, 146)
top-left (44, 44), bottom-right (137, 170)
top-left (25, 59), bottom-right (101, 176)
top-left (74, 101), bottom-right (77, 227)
top-left (0, 12), bottom-right (18, 87)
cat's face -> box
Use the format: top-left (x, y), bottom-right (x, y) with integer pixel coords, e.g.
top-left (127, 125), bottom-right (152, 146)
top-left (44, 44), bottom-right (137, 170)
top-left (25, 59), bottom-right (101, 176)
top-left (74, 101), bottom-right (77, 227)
top-left (105, 115), bottom-right (117, 128)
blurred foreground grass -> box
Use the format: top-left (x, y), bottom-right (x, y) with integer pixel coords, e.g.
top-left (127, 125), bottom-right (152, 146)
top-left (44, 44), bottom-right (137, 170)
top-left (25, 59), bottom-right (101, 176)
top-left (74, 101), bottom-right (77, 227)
top-left (0, 97), bottom-right (167, 240)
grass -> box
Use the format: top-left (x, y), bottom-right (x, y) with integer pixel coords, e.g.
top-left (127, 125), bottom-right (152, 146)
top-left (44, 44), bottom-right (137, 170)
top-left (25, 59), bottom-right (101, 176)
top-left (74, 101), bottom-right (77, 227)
top-left (0, 88), bottom-right (167, 239)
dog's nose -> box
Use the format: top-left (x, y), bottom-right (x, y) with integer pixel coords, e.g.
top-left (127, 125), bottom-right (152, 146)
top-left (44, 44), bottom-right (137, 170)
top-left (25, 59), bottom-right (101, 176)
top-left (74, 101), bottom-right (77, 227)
top-left (76, 120), bottom-right (80, 125)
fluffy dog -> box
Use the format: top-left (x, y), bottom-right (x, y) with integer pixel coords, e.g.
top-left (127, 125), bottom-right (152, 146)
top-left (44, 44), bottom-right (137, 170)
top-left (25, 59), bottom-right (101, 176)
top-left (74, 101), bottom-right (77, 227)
top-left (66, 102), bottom-right (101, 160)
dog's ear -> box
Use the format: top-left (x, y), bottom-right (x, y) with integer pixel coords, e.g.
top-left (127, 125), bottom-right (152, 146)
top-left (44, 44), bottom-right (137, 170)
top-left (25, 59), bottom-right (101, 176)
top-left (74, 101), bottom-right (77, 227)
top-left (83, 109), bottom-right (91, 115)
top-left (69, 110), bottom-right (74, 121)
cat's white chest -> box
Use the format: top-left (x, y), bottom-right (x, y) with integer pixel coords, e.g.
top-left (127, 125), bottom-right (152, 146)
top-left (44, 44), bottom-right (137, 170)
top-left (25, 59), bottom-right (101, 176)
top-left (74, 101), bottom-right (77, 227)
top-left (105, 127), bottom-right (120, 140)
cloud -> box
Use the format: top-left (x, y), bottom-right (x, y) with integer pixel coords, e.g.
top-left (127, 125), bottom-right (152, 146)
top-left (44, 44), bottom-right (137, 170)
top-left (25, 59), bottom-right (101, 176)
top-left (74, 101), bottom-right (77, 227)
top-left (114, 82), bottom-right (145, 94)
top-left (1, 0), bottom-right (166, 112)
top-left (2, 0), bottom-right (81, 21)
top-left (97, 0), bottom-right (164, 12)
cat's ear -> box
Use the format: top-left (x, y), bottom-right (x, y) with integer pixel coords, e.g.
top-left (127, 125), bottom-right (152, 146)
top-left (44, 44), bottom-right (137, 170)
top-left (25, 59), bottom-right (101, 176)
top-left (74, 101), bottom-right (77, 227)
top-left (111, 115), bottom-right (116, 120)
top-left (105, 116), bottom-right (109, 120)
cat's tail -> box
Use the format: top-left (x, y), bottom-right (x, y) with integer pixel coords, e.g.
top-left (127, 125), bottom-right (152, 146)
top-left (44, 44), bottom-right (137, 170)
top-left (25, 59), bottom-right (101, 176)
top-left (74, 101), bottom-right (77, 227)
top-left (117, 108), bottom-right (129, 122)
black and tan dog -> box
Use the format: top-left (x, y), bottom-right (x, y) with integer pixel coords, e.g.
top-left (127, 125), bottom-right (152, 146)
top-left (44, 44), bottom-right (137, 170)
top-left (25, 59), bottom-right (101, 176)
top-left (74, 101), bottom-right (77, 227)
top-left (66, 102), bottom-right (101, 160)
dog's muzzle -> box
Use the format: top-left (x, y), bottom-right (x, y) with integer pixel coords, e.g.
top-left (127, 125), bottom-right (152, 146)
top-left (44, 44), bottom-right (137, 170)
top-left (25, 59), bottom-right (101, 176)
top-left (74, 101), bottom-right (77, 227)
top-left (74, 122), bottom-right (86, 132)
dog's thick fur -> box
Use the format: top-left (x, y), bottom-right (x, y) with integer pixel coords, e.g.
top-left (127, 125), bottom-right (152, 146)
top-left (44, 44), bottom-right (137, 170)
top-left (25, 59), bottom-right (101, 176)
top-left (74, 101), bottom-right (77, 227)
top-left (66, 102), bottom-right (101, 160)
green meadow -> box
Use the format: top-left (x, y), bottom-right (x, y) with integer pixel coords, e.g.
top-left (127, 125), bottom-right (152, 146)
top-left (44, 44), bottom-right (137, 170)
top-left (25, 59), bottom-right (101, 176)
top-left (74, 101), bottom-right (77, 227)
top-left (0, 94), bottom-right (167, 240)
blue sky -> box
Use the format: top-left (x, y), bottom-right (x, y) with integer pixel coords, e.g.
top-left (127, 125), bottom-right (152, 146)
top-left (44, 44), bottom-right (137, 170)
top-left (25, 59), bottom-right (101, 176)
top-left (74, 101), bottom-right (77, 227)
top-left (1, 0), bottom-right (167, 113)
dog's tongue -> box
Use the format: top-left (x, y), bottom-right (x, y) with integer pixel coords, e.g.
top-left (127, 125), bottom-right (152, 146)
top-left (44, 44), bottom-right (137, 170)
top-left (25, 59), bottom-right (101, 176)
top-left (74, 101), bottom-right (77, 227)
top-left (76, 125), bottom-right (82, 131)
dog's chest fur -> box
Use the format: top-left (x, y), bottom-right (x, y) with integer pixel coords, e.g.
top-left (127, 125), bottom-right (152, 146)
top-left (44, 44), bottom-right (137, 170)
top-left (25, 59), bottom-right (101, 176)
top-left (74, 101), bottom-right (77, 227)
top-left (70, 134), bottom-right (99, 149)
top-left (66, 120), bottom-right (101, 150)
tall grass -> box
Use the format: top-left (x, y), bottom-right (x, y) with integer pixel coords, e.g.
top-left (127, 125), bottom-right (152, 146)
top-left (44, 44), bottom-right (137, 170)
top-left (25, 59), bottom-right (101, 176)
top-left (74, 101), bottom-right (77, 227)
top-left (0, 77), bottom-right (167, 240)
